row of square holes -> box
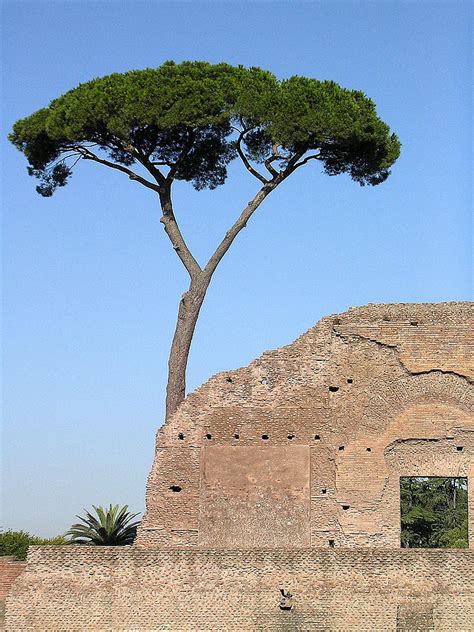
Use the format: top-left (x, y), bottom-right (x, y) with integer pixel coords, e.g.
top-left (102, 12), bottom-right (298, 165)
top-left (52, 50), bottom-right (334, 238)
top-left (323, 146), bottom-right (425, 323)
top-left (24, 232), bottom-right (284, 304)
top-left (177, 432), bottom-right (466, 454)
top-left (170, 483), bottom-right (344, 501)
top-left (178, 431), bottom-right (338, 443)
top-left (177, 432), bottom-right (371, 451)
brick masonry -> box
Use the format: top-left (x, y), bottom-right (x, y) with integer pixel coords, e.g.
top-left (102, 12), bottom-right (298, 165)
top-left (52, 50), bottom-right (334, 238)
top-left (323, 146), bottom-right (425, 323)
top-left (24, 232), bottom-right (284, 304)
top-left (0, 558), bottom-right (26, 630)
top-left (138, 302), bottom-right (473, 549)
top-left (5, 302), bottom-right (474, 630)
top-left (6, 547), bottom-right (474, 630)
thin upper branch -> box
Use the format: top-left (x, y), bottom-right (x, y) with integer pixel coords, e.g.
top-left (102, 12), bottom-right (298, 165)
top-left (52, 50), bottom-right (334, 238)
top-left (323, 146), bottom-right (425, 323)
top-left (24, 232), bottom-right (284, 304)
top-left (76, 147), bottom-right (161, 193)
top-left (264, 156), bottom-right (280, 178)
top-left (50, 152), bottom-right (82, 170)
top-left (159, 185), bottom-right (202, 280)
top-left (236, 131), bottom-right (268, 185)
top-left (293, 153), bottom-right (321, 169)
top-left (69, 155), bottom-right (82, 170)
top-left (202, 146), bottom-right (309, 281)
top-left (125, 145), bottom-right (167, 187)
top-left (263, 143), bottom-right (283, 178)
top-left (140, 158), bottom-right (166, 187)
top-left (203, 180), bottom-right (277, 280)
top-left (280, 151), bottom-right (306, 178)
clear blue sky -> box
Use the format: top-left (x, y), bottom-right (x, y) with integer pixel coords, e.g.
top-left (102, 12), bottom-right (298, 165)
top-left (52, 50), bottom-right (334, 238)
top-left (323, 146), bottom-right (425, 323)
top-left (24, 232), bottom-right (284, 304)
top-left (1, 1), bottom-right (472, 536)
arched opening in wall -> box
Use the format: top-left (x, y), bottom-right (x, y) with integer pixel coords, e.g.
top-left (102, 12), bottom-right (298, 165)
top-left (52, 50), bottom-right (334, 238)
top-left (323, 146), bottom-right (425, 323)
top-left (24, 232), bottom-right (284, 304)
top-left (400, 476), bottom-right (468, 549)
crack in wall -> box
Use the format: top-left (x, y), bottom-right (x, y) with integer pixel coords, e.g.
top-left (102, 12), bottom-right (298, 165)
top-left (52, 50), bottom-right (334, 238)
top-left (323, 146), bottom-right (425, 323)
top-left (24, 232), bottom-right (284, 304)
top-left (332, 328), bottom-right (473, 385)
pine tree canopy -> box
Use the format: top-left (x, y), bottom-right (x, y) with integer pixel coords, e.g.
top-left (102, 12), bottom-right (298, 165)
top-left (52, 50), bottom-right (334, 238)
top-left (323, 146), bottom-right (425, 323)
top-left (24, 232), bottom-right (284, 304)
top-left (400, 477), bottom-right (468, 549)
top-left (9, 60), bottom-right (401, 196)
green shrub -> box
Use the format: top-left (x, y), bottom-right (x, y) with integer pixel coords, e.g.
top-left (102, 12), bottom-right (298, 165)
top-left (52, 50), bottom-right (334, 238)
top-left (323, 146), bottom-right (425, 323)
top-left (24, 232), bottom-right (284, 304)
top-left (0, 530), bottom-right (67, 560)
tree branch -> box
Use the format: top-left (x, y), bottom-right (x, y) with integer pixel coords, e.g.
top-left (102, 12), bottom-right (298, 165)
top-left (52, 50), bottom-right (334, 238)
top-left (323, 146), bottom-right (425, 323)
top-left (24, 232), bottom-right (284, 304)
top-left (263, 143), bottom-right (284, 178)
top-left (76, 147), bottom-right (161, 193)
top-left (68, 155), bottom-right (83, 170)
top-left (167, 131), bottom-right (195, 182)
top-left (203, 181), bottom-right (277, 280)
top-left (264, 157), bottom-right (280, 178)
top-left (140, 158), bottom-right (166, 187)
top-left (280, 151), bottom-right (306, 178)
top-left (293, 153), bottom-right (321, 169)
top-left (53, 151), bottom-right (81, 163)
top-left (159, 184), bottom-right (202, 280)
top-left (124, 145), bottom-right (167, 187)
top-left (236, 131), bottom-right (268, 184)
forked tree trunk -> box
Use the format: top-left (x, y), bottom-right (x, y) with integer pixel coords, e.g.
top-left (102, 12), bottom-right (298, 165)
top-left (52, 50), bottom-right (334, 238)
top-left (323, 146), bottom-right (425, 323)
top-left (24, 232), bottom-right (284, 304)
top-left (160, 177), bottom-right (283, 420)
top-left (78, 141), bottom-right (304, 422)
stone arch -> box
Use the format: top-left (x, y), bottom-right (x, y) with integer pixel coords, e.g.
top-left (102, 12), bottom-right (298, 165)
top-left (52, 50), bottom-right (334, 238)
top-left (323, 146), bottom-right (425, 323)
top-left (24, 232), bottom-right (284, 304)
top-left (355, 371), bottom-right (473, 438)
top-left (335, 400), bottom-right (473, 547)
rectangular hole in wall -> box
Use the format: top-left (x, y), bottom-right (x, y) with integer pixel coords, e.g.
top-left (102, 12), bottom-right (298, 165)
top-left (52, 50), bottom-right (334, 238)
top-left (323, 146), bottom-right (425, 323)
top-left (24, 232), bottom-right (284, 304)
top-left (400, 476), bottom-right (468, 549)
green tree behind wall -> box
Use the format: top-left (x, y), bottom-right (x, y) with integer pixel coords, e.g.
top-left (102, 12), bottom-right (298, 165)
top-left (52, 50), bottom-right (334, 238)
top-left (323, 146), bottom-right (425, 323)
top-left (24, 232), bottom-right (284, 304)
top-left (0, 530), bottom-right (67, 560)
top-left (400, 477), bottom-right (468, 548)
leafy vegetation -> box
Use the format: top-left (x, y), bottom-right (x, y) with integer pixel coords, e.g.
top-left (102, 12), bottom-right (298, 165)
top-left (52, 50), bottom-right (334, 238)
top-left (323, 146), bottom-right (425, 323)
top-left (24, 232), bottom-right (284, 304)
top-left (400, 477), bottom-right (468, 548)
top-left (0, 504), bottom-right (140, 557)
top-left (0, 530), bottom-right (67, 560)
top-left (66, 504), bottom-right (140, 545)
top-left (9, 62), bottom-right (400, 195)
top-left (10, 61), bottom-right (401, 419)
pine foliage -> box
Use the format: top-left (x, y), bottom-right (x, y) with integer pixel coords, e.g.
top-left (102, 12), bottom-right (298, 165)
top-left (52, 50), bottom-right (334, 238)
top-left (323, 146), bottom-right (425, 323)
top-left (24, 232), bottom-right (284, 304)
top-left (400, 477), bottom-right (468, 548)
top-left (10, 61), bottom-right (400, 196)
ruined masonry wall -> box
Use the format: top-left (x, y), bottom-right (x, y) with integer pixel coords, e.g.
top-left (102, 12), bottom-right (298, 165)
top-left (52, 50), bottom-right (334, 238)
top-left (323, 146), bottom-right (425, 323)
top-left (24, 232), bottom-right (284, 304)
top-left (6, 546), bottom-right (474, 631)
top-left (0, 558), bottom-right (26, 604)
top-left (138, 302), bottom-right (474, 549)
top-left (0, 557), bottom-right (26, 629)
top-left (6, 302), bottom-right (474, 631)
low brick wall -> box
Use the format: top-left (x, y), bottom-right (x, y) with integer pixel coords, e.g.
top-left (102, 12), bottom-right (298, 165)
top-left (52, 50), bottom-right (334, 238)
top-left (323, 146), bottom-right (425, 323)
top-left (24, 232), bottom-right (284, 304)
top-left (0, 557), bottom-right (26, 602)
top-left (5, 546), bottom-right (474, 630)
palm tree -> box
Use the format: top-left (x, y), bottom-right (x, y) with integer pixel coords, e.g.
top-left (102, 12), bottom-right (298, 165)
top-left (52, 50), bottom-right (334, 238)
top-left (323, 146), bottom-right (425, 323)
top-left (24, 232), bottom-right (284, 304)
top-left (66, 504), bottom-right (140, 545)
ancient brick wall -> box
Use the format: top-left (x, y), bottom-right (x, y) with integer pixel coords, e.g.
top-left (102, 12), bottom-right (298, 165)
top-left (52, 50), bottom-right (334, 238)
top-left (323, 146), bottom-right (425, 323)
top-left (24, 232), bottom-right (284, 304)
top-left (0, 557), bottom-right (26, 629)
top-left (0, 558), bottom-right (26, 604)
top-left (6, 302), bottom-right (473, 630)
top-left (6, 546), bottom-right (474, 631)
top-left (137, 302), bottom-right (473, 549)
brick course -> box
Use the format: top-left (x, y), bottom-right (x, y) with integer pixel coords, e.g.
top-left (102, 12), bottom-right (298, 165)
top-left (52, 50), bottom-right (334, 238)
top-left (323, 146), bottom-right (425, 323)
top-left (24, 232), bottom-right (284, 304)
top-left (6, 547), bottom-right (474, 630)
top-left (0, 557), bottom-right (26, 630)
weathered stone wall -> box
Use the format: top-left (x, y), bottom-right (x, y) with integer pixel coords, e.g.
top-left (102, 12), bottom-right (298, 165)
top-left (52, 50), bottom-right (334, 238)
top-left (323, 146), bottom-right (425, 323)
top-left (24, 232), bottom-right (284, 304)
top-left (138, 302), bottom-right (473, 549)
top-left (6, 546), bottom-right (474, 631)
top-left (0, 557), bottom-right (26, 630)
top-left (0, 557), bottom-right (26, 604)
top-left (6, 302), bottom-right (473, 630)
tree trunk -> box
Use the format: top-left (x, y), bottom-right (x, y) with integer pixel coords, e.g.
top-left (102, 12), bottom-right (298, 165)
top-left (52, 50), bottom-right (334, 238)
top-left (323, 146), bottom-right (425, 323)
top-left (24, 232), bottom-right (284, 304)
top-left (165, 277), bottom-right (210, 420)
top-left (160, 178), bottom-right (280, 420)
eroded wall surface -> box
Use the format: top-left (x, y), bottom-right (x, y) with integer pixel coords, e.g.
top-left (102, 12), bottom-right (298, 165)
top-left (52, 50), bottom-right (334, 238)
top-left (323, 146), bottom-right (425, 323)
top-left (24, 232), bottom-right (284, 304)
top-left (0, 558), bottom-right (26, 630)
top-left (6, 547), bottom-right (474, 631)
top-left (138, 302), bottom-right (473, 548)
